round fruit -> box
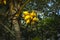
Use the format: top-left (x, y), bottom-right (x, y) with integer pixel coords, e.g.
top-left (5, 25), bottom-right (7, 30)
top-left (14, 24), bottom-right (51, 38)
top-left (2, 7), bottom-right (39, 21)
top-left (30, 16), bottom-right (33, 19)
top-left (30, 12), bottom-right (36, 17)
top-left (33, 17), bottom-right (39, 21)
top-left (3, 0), bottom-right (6, 5)
top-left (24, 15), bottom-right (31, 20)
top-left (26, 19), bottom-right (30, 24)
top-left (23, 11), bottom-right (29, 15)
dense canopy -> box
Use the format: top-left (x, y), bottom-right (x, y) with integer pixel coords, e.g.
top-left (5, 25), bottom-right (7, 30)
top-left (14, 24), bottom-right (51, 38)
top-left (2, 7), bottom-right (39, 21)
top-left (0, 0), bottom-right (60, 40)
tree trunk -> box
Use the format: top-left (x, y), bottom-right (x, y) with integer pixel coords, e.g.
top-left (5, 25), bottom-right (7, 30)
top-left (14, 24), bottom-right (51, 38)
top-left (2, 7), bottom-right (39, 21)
top-left (12, 19), bottom-right (21, 40)
top-left (9, 0), bottom-right (31, 40)
top-left (9, 0), bottom-right (21, 40)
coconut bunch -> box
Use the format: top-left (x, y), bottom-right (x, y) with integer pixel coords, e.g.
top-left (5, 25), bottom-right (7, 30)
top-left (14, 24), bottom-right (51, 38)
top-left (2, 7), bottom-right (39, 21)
top-left (22, 10), bottom-right (39, 24)
top-left (0, 0), bottom-right (6, 5)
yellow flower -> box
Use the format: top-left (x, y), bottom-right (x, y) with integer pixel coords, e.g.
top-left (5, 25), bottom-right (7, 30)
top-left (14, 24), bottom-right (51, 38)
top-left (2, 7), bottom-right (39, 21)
top-left (3, 0), bottom-right (6, 5)
top-left (26, 19), bottom-right (30, 24)
top-left (24, 15), bottom-right (31, 20)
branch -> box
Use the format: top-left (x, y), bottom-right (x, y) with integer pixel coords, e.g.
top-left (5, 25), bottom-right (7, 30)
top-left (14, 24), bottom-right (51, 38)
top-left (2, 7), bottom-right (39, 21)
top-left (16, 0), bottom-right (31, 17)
top-left (0, 22), bottom-right (15, 37)
top-left (20, 0), bottom-right (31, 10)
top-left (16, 0), bottom-right (31, 14)
top-left (9, 0), bottom-right (31, 19)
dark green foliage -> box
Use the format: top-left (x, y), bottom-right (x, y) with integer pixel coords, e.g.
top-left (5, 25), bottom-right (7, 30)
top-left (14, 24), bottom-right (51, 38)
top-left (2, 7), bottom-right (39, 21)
top-left (0, 0), bottom-right (60, 40)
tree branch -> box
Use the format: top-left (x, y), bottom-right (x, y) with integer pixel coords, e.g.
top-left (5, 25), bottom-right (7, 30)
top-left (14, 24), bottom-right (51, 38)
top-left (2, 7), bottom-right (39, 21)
top-left (0, 22), bottom-right (15, 37)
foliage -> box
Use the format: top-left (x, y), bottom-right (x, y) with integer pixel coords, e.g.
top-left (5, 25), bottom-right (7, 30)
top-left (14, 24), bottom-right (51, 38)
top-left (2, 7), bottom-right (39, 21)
top-left (0, 0), bottom-right (60, 40)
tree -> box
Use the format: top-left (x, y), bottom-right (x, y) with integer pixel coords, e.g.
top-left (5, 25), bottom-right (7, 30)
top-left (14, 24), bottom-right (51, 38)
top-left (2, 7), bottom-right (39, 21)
top-left (0, 0), bottom-right (60, 40)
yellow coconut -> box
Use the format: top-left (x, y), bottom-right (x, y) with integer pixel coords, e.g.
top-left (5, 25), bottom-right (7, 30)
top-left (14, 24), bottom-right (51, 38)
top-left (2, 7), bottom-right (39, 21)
top-left (26, 19), bottom-right (30, 24)
top-left (30, 11), bottom-right (36, 17)
top-left (33, 17), bottom-right (39, 21)
top-left (3, 0), bottom-right (6, 5)
top-left (30, 16), bottom-right (33, 20)
top-left (24, 15), bottom-right (31, 20)
top-left (23, 11), bottom-right (29, 15)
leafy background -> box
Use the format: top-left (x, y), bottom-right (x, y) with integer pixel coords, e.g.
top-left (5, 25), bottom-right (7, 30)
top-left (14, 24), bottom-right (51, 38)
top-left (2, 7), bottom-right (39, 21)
top-left (0, 0), bottom-right (60, 40)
